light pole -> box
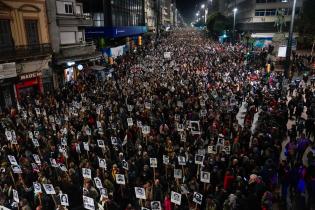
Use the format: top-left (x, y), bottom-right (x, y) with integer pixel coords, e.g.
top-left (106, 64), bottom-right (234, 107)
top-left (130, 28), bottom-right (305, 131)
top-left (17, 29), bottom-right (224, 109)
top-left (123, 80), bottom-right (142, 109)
top-left (201, 4), bottom-right (206, 24)
top-left (233, 8), bottom-right (238, 44)
top-left (285, 0), bottom-right (297, 78)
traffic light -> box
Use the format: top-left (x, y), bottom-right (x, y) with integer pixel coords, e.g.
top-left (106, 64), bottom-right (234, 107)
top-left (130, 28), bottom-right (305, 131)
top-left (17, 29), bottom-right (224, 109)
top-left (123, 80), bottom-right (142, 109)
top-left (138, 36), bottom-right (142, 46)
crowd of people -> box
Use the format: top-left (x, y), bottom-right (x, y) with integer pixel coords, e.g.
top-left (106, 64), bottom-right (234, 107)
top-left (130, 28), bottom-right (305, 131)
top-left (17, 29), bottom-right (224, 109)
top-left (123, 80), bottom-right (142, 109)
top-left (0, 29), bottom-right (315, 210)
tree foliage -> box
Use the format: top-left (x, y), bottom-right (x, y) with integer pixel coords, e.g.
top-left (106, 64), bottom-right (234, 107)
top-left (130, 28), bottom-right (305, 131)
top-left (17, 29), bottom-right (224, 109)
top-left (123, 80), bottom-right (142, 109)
top-left (296, 0), bottom-right (315, 36)
top-left (206, 12), bottom-right (232, 37)
top-left (295, 0), bottom-right (315, 48)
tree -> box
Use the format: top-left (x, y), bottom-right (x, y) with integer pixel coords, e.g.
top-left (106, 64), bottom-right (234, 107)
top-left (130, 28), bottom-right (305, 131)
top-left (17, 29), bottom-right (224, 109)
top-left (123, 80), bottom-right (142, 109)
top-left (206, 12), bottom-right (232, 37)
top-left (296, 0), bottom-right (315, 48)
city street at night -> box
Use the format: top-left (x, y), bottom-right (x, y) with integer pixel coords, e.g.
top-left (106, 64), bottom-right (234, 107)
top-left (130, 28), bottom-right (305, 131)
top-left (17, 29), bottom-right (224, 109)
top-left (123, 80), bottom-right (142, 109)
top-left (0, 0), bottom-right (315, 210)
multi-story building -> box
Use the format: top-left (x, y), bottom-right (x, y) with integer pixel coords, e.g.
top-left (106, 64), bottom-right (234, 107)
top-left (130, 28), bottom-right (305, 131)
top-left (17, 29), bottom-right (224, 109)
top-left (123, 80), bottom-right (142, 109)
top-left (83, 0), bottom-right (147, 47)
top-left (145, 0), bottom-right (157, 32)
top-left (161, 0), bottom-right (171, 26)
top-left (223, 0), bottom-right (304, 33)
top-left (46, 0), bottom-right (100, 87)
top-left (221, 0), bottom-right (305, 47)
top-left (0, 0), bottom-right (52, 110)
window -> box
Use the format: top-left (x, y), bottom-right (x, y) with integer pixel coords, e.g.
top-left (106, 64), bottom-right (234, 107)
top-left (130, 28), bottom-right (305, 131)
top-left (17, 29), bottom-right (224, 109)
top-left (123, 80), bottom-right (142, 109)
top-left (265, 9), bottom-right (276, 16)
top-left (56, 1), bottom-right (73, 14)
top-left (255, 10), bottom-right (265, 16)
top-left (60, 32), bottom-right (76, 45)
top-left (93, 13), bottom-right (104, 27)
top-left (75, 5), bottom-right (82, 15)
top-left (0, 20), bottom-right (13, 49)
top-left (65, 3), bottom-right (73, 14)
top-left (25, 20), bottom-right (39, 45)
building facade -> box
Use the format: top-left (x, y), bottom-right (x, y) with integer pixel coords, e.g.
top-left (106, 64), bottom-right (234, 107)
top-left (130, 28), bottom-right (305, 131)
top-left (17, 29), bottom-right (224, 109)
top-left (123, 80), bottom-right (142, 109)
top-left (0, 0), bottom-right (52, 111)
top-left (223, 0), bottom-right (304, 34)
top-left (46, 0), bottom-right (100, 87)
top-left (145, 0), bottom-right (157, 32)
top-left (84, 0), bottom-right (147, 42)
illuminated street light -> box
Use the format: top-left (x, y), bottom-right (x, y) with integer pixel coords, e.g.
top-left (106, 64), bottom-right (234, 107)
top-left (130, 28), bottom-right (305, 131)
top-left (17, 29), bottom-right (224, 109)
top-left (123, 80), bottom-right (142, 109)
top-left (233, 8), bottom-right (238, 44)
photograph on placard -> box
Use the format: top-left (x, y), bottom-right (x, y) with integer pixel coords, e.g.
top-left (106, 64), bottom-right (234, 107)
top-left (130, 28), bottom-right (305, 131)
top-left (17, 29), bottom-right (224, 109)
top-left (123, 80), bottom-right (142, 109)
top-left (180, 133), bottom-right (186, 142)
top-left (12, 189), bottom-right (19, 202)
top-left (59, 163), bottom-right (68, 172)
top-left (163, 155), bottom-right (169, 165)
top-left (43, 184), bottom-right (56, 195)
top-left (33, 154), bottom-right (41, 165)
top-left (127, 118), bottom-right (133, 126)
top-left (83, 195), bottom-right (95, 210)
top-left (217, 137), bottom-right (224, 146)
top-left (8, 155), bottom-right (18, 165)
top-left (50, 158), bottom-right (58, 168)
top-left (200, 171), bottom-right (211, 183)
top-left (151, 201), bottom-right (162, 210)
top-left (193, 192), bottom-right (203, 205)
top-left (189, 121), bottom-right (200, 135)
top-left (115, 174), bottom-right (126, 185)
top-left (134, 187), bottom-right (146, 200)
top-left (174, 169), bottom-right (182, 179)
top-left (142, 126), bottom-right (150, 135)
top-left (194, 154), bottom-right (204, 165)
top-left (32, 138), bottom-right (40, 147)
top-left (11, 165), bottom-right (22, 174)
top-left (60, 194), bottom-right (69, 206)
top-left (97, 140), bottom-right (105, 148)
top-left (33, 182), bottom-right (42, 193)
top-left (5, 130), bottom-right (12, 141)
top-left (111, 137), bottom-right (118, 145)
top-left (176, 123), bottom-right (184, 132)
top-left (150, 158), bottom-right (157, 168)
top-left (82, 168), bottom-right (92, 179)
top-left (34, 131), bottom-right (39, 138)
top-left (100, 188), bottom-right (108, 198)
top-left (171, 191), bottom-right (182, 205)
top-left (207, 145), bottom-right (217, 154)
top-left (177, 156), bottom-right (186, 166)
top-left (31, 163), bottom-right (40, 173)
top-left (83, 142), bottom-right (89, 151)
top-left (94, 177), bottom-right (103, 189)
top-left (122, 160), bottom-right (129, 170)
top-left (98, 158), bottom-right (107, 169)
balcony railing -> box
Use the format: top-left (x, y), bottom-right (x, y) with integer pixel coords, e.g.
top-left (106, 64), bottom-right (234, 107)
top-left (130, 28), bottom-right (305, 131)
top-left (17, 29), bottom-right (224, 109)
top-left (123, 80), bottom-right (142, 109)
top-left (0, 43), bottom-right (51, 62)
top-left (59, 41), bottom-right (96, 58)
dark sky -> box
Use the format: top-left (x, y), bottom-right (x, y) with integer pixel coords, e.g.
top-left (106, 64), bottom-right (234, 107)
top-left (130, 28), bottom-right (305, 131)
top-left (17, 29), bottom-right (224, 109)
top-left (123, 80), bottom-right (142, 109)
top-left (176, 0), bottom-right (202, 23)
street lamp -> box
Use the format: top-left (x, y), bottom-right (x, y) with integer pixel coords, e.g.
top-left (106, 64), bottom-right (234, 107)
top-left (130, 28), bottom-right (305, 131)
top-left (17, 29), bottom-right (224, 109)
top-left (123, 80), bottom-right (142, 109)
top-left (201, 4), bottom-right (206, 24)
top-left (233, 8), bottom-right (238, 44)
top-left (285, 0), bottom-right (297, 78)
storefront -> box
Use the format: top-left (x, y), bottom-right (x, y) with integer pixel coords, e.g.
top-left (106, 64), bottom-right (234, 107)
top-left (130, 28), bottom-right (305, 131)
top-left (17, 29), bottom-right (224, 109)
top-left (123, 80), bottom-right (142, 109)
top-left (15, 72), bottom-right (43, 99)
top-left (0, 62), bottom-right (17, 111)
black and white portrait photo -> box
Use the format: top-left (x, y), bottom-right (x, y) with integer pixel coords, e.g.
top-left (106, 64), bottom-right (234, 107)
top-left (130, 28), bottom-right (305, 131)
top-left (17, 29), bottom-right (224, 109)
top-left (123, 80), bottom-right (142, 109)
top-left (200, 171), bottom-right (211, 183)
top-left (60, 194), bottom-right (69, 206)
top-left (193, 192), bottom-right (203, 205)
top-left (171, 191), bottom-right (181, 205)
top-left (151, 201), bottom-right (161, 210)
top-left (115, 174), bottom-right (125, 185)
top-left (134, 187), bottom-right (146, 199)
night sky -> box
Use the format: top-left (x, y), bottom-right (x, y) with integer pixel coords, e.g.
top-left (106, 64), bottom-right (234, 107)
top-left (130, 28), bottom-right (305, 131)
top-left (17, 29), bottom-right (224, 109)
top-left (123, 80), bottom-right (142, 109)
top-left (176, 0), bottom-right (202, 23)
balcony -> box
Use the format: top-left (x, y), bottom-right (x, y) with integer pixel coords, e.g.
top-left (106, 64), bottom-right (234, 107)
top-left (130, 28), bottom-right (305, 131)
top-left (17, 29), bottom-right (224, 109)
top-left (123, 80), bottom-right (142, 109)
top-left (56, 14), bottom-right (93, 27)
top-left (0, 44), bottom-right (51, 63)
top-left (59, 41), bottom-right (96, 59)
